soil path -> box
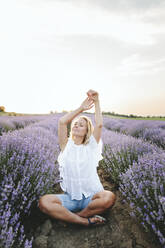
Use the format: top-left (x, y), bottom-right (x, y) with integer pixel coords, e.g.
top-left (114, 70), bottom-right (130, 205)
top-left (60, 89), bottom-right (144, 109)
top-left (32, 167), bottom-right (160, 248)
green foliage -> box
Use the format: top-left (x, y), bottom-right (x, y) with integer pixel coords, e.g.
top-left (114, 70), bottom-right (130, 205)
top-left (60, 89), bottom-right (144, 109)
top-left (102, 112), bottom-right (165, 121)
top-left (102, 145), bottom-right (139, 185)
top-left (0, 106), bottom-right (5, 112)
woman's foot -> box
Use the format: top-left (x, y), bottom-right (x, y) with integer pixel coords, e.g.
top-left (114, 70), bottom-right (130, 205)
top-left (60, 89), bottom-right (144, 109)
top-left (87, 215), bottom-right (106, 226)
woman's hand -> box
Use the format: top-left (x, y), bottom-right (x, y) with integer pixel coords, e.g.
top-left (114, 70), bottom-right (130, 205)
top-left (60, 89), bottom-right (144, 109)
top-left (80, 97), bottom-right (94, 111)
top-left (86, 89), bottom-right (99, 103)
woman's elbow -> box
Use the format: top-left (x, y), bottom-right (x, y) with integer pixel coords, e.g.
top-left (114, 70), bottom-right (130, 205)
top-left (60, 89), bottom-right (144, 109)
top-left (59, 118), bottom-right (66, 125)
top-left (96, 124), bottom-right (103, 128)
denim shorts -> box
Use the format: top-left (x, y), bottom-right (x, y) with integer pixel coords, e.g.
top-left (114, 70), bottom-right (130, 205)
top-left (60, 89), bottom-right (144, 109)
top-left (55, 192), bottom-right (94, 212)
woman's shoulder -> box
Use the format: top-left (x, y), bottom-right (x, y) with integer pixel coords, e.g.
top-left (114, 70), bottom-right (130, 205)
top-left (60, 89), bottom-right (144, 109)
top-left (88, 134), bottom-right (103, 162)
top-left (59, 135), bottom-right (102, 153)
top-left (88, 134), bottom-right (102, 147)
top-left (59, 137), bottom-right (73, 153)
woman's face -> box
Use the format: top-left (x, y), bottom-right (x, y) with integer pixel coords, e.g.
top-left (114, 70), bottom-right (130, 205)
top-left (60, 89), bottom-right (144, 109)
top-left (72, 118), bottom-right (88, 137)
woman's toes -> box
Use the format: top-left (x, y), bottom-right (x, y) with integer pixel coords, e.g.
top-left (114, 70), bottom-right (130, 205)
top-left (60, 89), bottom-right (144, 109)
top-left (94, 215), bottom-right (106, 223)
top-left (95, 216), bottom-right (103, 223)
top-left (87, 215), bottom-right (106, 225)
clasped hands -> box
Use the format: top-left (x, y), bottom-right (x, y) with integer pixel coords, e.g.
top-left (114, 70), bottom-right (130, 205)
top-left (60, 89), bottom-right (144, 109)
top-left (80, 89), bottom-right (99, 111)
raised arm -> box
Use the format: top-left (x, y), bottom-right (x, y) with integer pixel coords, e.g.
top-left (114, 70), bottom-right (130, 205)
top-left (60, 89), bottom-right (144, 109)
top-left (87, 90), bottom-right (103, 143)
top-left (58, 97), bottom-right (94, 151)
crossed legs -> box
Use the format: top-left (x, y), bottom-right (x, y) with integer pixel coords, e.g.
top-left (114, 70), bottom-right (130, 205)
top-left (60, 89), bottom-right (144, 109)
top-left (38, 190), bottom-right (116, 226)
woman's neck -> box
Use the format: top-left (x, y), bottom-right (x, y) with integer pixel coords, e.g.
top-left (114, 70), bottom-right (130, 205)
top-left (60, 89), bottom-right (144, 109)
top-left (73, 136), bottom-right (84, 145)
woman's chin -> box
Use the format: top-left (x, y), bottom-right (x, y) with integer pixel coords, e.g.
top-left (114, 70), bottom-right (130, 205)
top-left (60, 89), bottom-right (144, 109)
top-left (72, 130), bottom-right (79, 135)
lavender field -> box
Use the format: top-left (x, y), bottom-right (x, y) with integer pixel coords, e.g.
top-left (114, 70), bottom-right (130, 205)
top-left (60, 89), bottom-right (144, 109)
top-left (0, 115), bottom-right (50, 135)
top-left (0, 114), bottom-right (165, 247)
top-left (103, 116), bottom-right (165, 150)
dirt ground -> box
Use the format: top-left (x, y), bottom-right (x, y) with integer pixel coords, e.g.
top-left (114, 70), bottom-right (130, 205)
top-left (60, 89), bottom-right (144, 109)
top-left (29, 166), bottom-right (161, 248)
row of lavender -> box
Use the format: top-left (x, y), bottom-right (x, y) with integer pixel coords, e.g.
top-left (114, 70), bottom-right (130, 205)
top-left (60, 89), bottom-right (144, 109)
top-left (103, 116), bottom-right (165, 150)
top-left (0, 113), bottom-right (164, 247)
top-left (0, 115), bottom-right (52, 135)
top-left (0, 114), bottom-right (64, 248)
top-left (101, 127), bottom-right (165, 247)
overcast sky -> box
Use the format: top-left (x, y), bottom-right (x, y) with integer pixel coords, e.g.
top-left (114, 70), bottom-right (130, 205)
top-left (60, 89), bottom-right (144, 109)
top-left (0, 0), bottom-right (165, 116)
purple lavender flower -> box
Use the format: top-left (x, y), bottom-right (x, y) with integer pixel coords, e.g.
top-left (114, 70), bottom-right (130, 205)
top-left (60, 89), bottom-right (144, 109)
top-left (119, 152), bottom-right (165, 247)
top-left (103, 116), bottom-right (165, 150)
top-left (101, 127), bottom-right (163, 183)
top-left (0, 115), bottom-right (51, 135)
top-left (0, 114), bottom-right (61, 247)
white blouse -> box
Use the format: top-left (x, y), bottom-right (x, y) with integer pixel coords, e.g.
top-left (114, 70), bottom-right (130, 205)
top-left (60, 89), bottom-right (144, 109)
top-left (57, 134), bottom-right (104, 200)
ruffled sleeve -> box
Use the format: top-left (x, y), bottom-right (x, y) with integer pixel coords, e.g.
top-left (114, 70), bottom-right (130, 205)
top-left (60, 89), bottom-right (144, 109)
top-left (89, 134), bottom-right (103, 164)
top-left (57, 137), bottom-right (72, 187)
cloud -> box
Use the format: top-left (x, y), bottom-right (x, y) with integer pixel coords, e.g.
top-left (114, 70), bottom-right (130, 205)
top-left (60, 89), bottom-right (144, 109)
top-left (47, 0), bottom-right (165, 13)
top-left (115, 54), bottom-right (165, 76)
top-left (88, 0), bottom-right (165, 12)
top-left (1, 0), bottom-right (165, 116)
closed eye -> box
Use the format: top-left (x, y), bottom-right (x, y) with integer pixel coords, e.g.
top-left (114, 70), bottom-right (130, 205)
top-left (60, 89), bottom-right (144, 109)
top-left (74, 122), bottom-right (83, 125)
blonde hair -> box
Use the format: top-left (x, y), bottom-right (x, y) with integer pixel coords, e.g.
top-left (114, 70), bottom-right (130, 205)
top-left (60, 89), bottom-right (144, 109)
top-left (70, 115), bottom-right (94, 145)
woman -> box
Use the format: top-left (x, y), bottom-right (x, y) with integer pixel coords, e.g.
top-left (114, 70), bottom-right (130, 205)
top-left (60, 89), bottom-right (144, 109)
top-left (38, 89), bottom-right (116, 226)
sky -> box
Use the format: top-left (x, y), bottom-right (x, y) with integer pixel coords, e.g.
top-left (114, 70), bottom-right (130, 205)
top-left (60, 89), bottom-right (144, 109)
top-left (0, 0), bottom-right (165, 116)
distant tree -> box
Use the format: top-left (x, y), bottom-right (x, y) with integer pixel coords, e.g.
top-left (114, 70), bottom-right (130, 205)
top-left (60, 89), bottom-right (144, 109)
top-left (129, 114), bottom-right (135, 118)
top-left (0, 106), bottom-right (5, 112)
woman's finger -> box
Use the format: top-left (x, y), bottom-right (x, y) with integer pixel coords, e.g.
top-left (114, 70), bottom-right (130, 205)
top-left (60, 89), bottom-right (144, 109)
top-left (88, 100), bottom-right (94, 106)
top-left (87, 89), bottom-right (97, 95)
top-left (86, 104), bottom-right (94, 110)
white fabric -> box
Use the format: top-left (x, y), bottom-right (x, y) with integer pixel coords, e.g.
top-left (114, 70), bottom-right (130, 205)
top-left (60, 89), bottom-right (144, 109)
top-left (57, 134), bottom-right (104, 200)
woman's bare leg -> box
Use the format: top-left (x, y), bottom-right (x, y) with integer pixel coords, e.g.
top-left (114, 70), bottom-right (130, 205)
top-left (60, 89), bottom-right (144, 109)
top-left (38, 194), bottom-right (105, 226)
top-left (76, 190), bottom-right (116, 218)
